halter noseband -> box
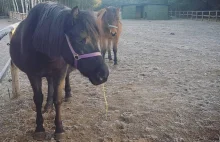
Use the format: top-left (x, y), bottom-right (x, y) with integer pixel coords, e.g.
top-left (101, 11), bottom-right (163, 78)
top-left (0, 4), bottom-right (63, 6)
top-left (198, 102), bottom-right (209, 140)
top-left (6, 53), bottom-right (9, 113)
top-left (108, 24), bottom-right (118, 29)
top-left (65, 34), bottom-right (101, 68)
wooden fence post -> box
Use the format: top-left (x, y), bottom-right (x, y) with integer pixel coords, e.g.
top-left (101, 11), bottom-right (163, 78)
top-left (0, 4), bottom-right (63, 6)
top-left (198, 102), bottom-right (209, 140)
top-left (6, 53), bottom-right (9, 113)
top-left (196, 11), bottom-right (198, 20)
top-left (208, 11), bottom-right (211, 21)
top-left (9, 32), bottom-right (20, 98)
top-left (202, 11), bottom-right (204, 21)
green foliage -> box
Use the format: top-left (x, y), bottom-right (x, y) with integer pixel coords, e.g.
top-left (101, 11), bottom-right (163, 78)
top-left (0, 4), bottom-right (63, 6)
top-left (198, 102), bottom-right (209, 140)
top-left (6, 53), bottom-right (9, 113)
top-left (0, 0), bottom-right (102, 14)
top-left (57, 0), bottom-right (101, 9)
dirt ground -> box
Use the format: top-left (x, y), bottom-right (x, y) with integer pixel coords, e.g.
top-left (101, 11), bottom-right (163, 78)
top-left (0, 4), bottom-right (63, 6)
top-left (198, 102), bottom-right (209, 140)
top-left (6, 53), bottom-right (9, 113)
top-left (0, 19), bottom-right (220, 142)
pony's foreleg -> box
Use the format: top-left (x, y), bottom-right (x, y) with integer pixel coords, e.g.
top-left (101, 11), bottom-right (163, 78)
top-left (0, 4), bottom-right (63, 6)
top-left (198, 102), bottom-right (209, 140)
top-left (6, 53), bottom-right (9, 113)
top-left (64, 67), bottom-right (74, 102)
top-left (107, 39), bottom-right (112, 60)
top-left (101, 38), bottom-right (107, 59)
top-left (28, 75), bottom-right (46, 140)
top-left (43, 77), bottom-right (54, 113)
top-left (53, 65), bottom-right (68, 140)
top-left (113, 38), bottom-right (119, 65)
top-left (64, 72), bottom-right (72, 102)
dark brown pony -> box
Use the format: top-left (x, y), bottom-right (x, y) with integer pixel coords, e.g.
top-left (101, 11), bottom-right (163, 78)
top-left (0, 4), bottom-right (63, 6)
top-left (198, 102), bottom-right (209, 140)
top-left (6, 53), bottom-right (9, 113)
top-left (96, 6), bottom-right (122, 65)
top-left (10, 2), bottom-right (109, 140)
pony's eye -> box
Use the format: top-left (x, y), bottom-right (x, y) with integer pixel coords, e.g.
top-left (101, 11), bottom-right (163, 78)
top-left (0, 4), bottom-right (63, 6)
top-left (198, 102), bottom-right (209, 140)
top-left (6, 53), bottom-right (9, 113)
top-left (79, 38), bottom-right (86, 44)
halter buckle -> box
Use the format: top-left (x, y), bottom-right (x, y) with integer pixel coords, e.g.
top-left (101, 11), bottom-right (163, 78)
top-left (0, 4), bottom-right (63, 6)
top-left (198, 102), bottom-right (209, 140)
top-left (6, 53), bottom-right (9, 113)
top-left (74, 54), bottom-right (79, 60)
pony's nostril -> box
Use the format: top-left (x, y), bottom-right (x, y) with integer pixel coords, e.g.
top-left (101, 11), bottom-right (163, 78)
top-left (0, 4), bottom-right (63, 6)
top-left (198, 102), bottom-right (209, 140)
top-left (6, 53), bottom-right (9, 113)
top-left (99, 76), bottom-right (104, 82)
top-left (111, 33), bottom-right (116, 36)
top-left (100, 76), bottom-right (107, 82)
top-left (97, 71), bottom-right (107, 82)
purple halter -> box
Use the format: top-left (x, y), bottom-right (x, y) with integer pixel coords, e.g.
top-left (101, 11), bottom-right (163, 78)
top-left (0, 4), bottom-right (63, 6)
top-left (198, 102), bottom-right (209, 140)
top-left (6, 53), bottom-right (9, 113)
top-left (65, 34), bottom-right (102, 68)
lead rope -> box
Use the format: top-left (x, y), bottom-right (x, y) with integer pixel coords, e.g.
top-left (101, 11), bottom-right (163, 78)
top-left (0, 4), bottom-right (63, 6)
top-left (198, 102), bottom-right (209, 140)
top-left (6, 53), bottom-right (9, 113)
top-left (102, 84), bottom-right (108, 119)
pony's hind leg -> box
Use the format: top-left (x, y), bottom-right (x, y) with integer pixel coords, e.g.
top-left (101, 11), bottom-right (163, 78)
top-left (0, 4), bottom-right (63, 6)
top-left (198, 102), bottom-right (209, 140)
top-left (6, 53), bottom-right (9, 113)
top-left (43, 77), bottom-right (54, 113)
top-left (28, 75), bottom-right (46, 140)
top-left (64, 73), bottom-right (72, 102)
top-left (107, 39), bottom-right (112, 61)
top-left (100, 38), bottom-right (107, 59)
top-left (113, 39), bottom-right (119, 65)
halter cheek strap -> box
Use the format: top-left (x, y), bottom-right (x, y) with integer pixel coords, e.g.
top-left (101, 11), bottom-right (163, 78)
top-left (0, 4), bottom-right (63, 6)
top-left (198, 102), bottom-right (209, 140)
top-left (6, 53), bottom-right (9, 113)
top-left (65, 34), bottom-right (101, 68)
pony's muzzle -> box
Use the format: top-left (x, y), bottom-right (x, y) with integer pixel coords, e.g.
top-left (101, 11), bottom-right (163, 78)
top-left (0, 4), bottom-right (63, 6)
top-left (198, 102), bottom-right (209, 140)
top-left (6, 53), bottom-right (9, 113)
top-left (89, 64), bottom-right (109, 85)
top-left (109, 24), bottom-right (118, 37)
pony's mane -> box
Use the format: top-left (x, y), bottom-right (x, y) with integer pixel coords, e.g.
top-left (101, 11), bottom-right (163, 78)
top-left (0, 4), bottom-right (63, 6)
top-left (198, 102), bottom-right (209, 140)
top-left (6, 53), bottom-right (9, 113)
top-left (32, 2), bottom-right (70, 57)
top-left (21, 2), bottom-right (99, 57)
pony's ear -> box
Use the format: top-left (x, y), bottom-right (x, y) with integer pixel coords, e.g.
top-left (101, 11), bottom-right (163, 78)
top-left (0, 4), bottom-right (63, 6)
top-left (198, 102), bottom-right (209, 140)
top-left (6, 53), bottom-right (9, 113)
top-left (105, 6), bottom-right (108, 9)
top-left (71, 6), bottom-right (79, 19)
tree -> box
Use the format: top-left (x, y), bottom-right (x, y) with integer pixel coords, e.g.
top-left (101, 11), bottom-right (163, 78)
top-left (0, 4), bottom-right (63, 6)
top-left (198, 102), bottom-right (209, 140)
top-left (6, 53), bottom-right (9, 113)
top-left (21, 0), bottom-right (25, 13)
top-left (14, 0), bottom-right (19, 12)
top-left (12, 0), bottom-right (17, 12)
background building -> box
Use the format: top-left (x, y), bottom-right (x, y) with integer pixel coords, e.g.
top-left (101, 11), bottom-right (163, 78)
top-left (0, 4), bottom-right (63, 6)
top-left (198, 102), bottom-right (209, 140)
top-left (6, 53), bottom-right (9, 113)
top-left (121, 0), bottom-right (168, 20)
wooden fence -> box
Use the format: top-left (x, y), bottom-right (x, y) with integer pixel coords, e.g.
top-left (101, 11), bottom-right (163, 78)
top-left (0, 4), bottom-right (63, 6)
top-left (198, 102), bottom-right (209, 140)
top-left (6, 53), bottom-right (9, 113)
top-left (0, 11), bottom-right (25, 89)
top-left (169, 10), bottom-right (220, 21)
top-left (0, 20), bottom-right (21, 98)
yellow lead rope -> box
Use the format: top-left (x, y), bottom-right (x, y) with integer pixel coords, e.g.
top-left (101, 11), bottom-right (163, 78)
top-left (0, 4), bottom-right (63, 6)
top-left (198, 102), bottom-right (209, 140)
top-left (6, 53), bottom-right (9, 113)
top-left (102, 84), bottom-right (108, 119)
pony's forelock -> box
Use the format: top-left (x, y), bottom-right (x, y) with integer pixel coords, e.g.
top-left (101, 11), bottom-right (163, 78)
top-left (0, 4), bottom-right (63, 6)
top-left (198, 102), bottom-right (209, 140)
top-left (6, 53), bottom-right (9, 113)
top-left (79, 10), bottom-right (100, 39)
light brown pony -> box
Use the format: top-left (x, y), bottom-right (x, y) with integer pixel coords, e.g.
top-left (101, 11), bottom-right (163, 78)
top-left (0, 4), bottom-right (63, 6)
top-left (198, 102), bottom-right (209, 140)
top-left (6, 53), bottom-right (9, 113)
top-left (96, 6), bottom-right (122, 65)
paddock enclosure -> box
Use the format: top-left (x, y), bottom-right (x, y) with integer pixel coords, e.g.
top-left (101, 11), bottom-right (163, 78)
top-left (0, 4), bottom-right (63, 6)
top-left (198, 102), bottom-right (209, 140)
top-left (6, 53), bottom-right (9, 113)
top-left (0, 19), bottom-right (220, 142)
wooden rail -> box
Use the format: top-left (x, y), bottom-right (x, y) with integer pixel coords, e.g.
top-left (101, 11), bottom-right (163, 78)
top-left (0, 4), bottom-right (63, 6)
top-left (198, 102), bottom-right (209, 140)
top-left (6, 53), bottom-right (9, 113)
top-left (169, 10), bottom-right (220, 21)
top-left (0, 22), bottom-right (20, 40)
top-left (0, 12), bottom-right (27, 98)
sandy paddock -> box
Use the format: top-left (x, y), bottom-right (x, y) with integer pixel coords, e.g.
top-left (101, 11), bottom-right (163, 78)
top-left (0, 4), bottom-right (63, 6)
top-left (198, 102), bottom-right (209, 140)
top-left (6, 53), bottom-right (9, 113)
top-left (0, 19), bottom-right (220, 142)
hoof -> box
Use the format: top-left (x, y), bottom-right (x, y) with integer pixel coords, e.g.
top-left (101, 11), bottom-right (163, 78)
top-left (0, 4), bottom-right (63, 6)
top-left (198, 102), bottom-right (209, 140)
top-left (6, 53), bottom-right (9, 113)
top-left (108, 57), bottom-right (113, 61)
top-left (114, 62), bottom-right (118, 65)
top-left (54, 133), bottom-right (66, 141)
top-left (43, 103), bottom-right (53, 113)
top-left (64, 97), bottom-right (71, 102)
top-left (108, 60), bottom-right (114, 63)
top-left (64, 94), bottom-right (72, 102)
top-left (33, 132), bottom-right (46, 141)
